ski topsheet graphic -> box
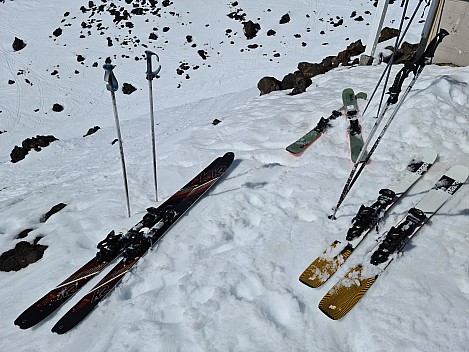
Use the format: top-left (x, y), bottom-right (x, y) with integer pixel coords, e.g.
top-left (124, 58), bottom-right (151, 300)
top-left (318, 164), bottom-right (468, 320)
top-left (14, 152), bottom-right (234, 332)
top-left (299, 148), bottom-right (437, 288)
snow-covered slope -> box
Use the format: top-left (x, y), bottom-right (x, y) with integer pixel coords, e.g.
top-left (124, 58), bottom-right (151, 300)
top-left (1, 0), bottom-right (469, 351)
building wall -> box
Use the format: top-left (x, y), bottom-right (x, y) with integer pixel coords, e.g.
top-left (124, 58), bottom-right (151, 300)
top-left (433, 0), bottom-right (469, 66)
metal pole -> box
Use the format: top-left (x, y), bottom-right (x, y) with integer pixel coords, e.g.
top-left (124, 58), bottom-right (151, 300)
top-left (145, 50), bottom-right (161, 202)
top-left (360, 0), bottom-right (390, 66)
top-left (104, 64), bottom-right (131, 217)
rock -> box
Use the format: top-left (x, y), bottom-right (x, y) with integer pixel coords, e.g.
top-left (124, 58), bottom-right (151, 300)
top-left (0, 240), bottom-right (48, 272)
top-left (297, 62), bottom-right (327, 78)
top-left (40, 203), bottom-right (67, 223)
top-left (53, 28), bottom-right (63, 37)
top-left (12, 37), bottom-right (26, 51)
top-left (197, 49), bottom-right (207, 60)
top-left (290, 76), bottom-right (312, 95)
top-left (10, 135), bottom-right (59, 163)
top-left (17, 229), bottom-right (34, 239)
top-left (257, 76), bottom-right (281, 95)
top-left (392, 42), bottom-right (418, 64)
top-left (279, 13), bottom-right (290, 24)
top-left (243, 20), bottom-right (260, 39)
top-left (83, 126), bottom-right (101, 137)
top-left (122, 83), bottom-right (137, 95)
top-left (379, 27), bottom-right (399, 43)
top-left (52, 103), bottom-right (64, 112)
top-left (281, 73), bottom-right (297, 90)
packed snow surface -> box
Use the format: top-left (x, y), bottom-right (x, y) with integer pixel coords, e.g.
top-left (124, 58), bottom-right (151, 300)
top-left (1, 0), bottom-right (469, 351)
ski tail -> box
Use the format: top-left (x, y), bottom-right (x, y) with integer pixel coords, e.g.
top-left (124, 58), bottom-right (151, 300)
top-left (318, 164), bottom-right (469, 320)
top-left (13, 230), bottom-right (129, 330)
top-left (286, 109), bottom-right (342, 155)
top-left (51, 152), bottom-right (234, 334)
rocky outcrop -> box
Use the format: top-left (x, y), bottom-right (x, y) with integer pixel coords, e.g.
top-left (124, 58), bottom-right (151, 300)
top-left (10, 135), bottom-right (59, 163)
top-left (0, 239), bottom-right (47, 272)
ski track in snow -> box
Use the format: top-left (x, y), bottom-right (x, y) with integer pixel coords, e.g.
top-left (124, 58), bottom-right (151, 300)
top-left (1, 0), bottom-right (469, 351)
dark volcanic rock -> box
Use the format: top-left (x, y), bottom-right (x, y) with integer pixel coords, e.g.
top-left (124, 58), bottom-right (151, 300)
top-left (243, 20), bottom-right (260, 39)
top-left (53, 28), bottom-right (63, 37)
top-left (197, 50), bottom-right (208, 60)
top-left (52, 103), bottom-right (64, 112)
top-left (10, 135), bottom-right (59, 163)
top-left (122, 82), bottom-right (137, 95)
top-left (83, 126), bottom-right (101, 137)
top-left (40, 203), bottom-right (67, 223)
top-left (279, 13), bottom-right (290, 24)
top-left (12, 37), bottom-right (26, 51)
top-left (257, 76), bottom-right (281, 95)
top-left (17, 229), bottom-right (34, 239)
top-left (379, 27), bottom-right (399, 43)
top-left (290, 76), bottom-right (312, 95)
top-left (259, 40), bottom-right (365, 95)
top-left (385, 41), bottom-right (418, 64)
top-left (0, 240), bottom-right (48, 272)
top-left (281, 73), bottom-right (297, 90)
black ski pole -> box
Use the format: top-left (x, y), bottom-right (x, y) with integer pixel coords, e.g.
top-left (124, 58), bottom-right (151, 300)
top-left (103, 64), bottom-right (131, 218)
top-left (145, 50), bottom-right (161, 202)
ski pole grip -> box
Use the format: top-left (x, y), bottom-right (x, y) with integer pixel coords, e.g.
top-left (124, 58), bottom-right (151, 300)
top-left (103, 64), bottom-right (119, 92)
top-left (145, 50), bottom-right (161, 81)
top-left (422, 28), bottom-right (449, 61)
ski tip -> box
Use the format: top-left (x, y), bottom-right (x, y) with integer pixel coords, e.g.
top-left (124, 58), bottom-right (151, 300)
top-left (14, 317), bottom-right (31, 330)
top-left (444, 164), bottom-right (469, 182)
top-left (355, 92), bottom-right (368, 100)
top-left (223, 152), bottom-right (235, 162)
top-left (419, 148), bottom-right (438, 164)
top-left (51, 320), bottom-right (73, 334)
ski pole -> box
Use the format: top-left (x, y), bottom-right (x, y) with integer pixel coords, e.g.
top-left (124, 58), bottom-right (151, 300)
top-left (145, 50), bottom-right (161, 202)
top-left (329, 28), bottom-right (448, 220)
top-left (103, 64), bottom-right (131, 218)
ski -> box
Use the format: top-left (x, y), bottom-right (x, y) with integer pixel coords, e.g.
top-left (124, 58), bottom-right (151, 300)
top-left (299, 148), bottom-right (437, 288)
top-left (342, 88), bottom-right (368, 163)
top-left (14, 152), bottom-right (233, 330)
top-left (319, 164), bottom-right (469, 320)
top-left (51, 152), bottom-right (234, 334)
top-left (286, 109), bottom-right (342, 155)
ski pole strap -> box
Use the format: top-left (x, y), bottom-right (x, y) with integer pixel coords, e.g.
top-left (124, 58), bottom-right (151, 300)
top-left (145, 50), bottom-right (161, 81)
top-left (387, 61), bottom-right (416, 105)
top-left (419, 28), bottom-right (449, 64)
top-left (103, 64), bottom-right (119, 92)
top-left (387, 28), bottom-right (449, 105)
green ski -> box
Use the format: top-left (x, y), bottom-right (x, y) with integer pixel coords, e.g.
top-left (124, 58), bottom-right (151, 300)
top-left (342, 88), bottom-right (368, 162)
top-left (286, 109), bottom-right (342, 155)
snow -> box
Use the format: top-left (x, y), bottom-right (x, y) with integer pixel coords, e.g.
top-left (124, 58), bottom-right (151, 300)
top-left (1, 0), bottom-right (469, 351)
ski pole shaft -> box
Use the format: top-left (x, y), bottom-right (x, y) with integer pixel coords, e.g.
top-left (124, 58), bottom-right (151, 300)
top-left (145, 50), bottom-right (161, 202)
top-left (110, 91), bottom-right (131, 218)
top-left (148, 79), bottom-right (158, 202)
top-left (104, 64), bottom-right (131, 218)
